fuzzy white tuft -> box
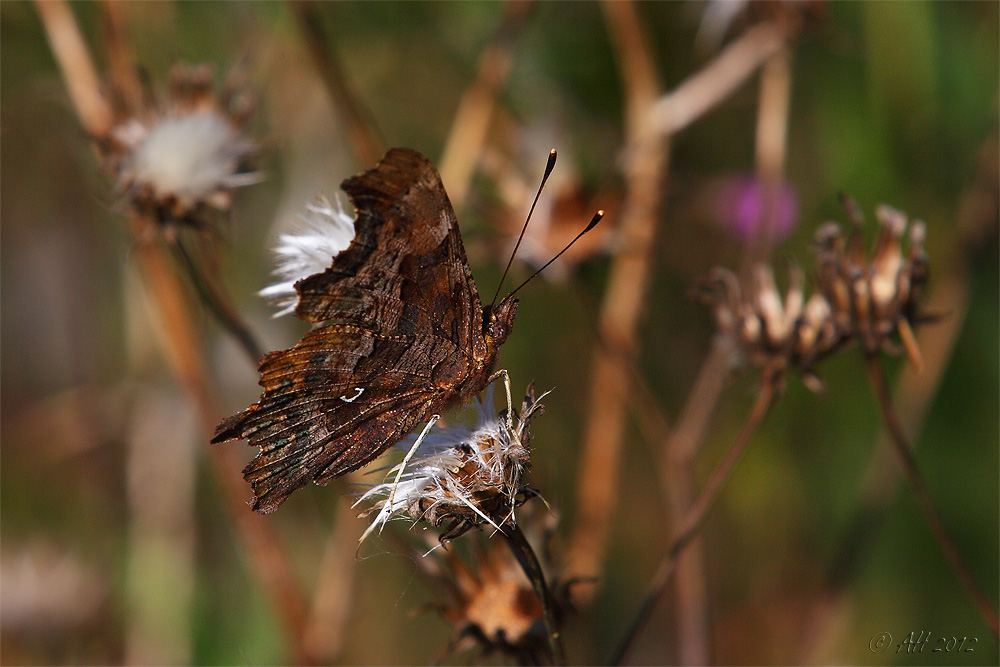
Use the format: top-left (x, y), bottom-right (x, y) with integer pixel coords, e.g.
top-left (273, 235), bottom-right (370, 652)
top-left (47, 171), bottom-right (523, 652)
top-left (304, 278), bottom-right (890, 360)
top-left (122, 110), bottom-right (260, 202)
top-left (357, 382), bottom-right (537, 542)
top-left (259, 196), bottom-right (357, 317)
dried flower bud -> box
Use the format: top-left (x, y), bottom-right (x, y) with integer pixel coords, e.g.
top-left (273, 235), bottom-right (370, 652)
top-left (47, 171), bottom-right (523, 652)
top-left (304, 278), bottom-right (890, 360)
top-left (813, 199), bottom-right (929, 362)
top-left (702, 264), bottom-right (844, 383)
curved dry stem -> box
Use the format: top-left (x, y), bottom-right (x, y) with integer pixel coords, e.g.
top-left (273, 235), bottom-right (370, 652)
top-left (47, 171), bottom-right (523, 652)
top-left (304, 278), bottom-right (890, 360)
top-left (612, 370), bottom-right (779, 665)
top-left (660, 337), bottom-right (732, 664)
top-left (502, 522), bottom-right (566, 666)
top-left (170, 236), bottom-right (265, 363)
top-left (128, 217), bottom-right (313, 663)
top-left (865, 355), bottom-right (1000, 636)
top-left (650, 21), bottom-right (789, 137)
top-left (799, 134), bottom-right (1000, 661)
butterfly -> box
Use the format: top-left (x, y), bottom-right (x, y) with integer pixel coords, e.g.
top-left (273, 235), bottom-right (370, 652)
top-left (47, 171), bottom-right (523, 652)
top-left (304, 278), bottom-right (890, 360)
top-left (213, 148), bottom-right (519, 513)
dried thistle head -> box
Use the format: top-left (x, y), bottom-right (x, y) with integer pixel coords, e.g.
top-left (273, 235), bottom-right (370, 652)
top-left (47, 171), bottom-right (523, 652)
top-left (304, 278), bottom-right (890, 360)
top-left (358, 382), bottom-right (544, 543)
top-left (702, 199), bottom-right (930, 388)
top-left (702, 263), bottom-right (843, 389)
top-left (414, 506), bottom-right (570, 664)
top-left (103, 63), bottom-right (261, 225)
top-left (813, 199), bottom-right (928, 369)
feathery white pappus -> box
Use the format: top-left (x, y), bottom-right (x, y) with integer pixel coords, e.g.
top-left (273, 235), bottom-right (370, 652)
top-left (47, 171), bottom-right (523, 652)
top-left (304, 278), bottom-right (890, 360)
top-left (356, 381), bottom-right (545, 544)
top-left (258, 196), bottom-right (357, 317)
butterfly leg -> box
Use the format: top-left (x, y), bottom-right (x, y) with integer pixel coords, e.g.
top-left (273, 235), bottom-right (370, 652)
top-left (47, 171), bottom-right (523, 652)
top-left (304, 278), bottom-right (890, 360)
top-left (359, 414), bottom-right (440, 545)
top-left (488, 368), bottom-right (515, 434)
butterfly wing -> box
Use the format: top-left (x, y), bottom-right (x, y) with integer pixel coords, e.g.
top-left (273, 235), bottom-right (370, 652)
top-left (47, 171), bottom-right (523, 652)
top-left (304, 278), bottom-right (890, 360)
top-left (213, 148), bottom-right (486, 513)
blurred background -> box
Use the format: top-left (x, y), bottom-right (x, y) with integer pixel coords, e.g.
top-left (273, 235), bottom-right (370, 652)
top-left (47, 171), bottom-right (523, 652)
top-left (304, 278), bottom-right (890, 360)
top-left (1, 1), bottom-right (997, 664)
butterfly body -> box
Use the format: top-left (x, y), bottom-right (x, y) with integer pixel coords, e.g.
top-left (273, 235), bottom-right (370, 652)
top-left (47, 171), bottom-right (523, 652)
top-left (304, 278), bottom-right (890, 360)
top-left (213, 148), bottom-right (517, 513)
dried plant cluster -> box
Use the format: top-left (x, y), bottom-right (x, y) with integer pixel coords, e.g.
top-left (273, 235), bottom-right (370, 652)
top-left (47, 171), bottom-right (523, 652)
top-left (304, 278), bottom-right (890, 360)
top-left (358, 383), bottom-right (544, 542)
top-left (704, 201), bottom-right (929, 388)
top-left (102, 63), bottom-right (261, 225)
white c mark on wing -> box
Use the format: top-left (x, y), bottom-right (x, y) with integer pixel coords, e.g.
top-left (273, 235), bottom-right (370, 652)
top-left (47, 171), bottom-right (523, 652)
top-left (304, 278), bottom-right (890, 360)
top-left (339, 387), bottom-right (364, 403)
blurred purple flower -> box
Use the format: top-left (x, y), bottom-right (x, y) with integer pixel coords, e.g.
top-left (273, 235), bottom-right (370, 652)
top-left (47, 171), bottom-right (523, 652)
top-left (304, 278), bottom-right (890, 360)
top-left (716, 174), bottom-right (798, 243)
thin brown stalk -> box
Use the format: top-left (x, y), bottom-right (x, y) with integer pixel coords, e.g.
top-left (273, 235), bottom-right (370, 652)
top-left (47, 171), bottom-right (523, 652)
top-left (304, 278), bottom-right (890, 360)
top-left (36, 4), bottom-right (313, 660)
top-left (655, 45), bottom-right (792, 666)
top-left (613, 370), bottom-right (780, 665)
top-left (650, 21), bottom-right (789, 137)
top-left (865, 356), bottom-right (1000, 636)
top-left (288, 0), bottom-right (383, 165)
top-left (95, 6), bottom-right (197, 661)
top-left (127, 217), bottom-right (314, 664)
top-left (438, 0), bottom-right (533, 209)
top-left (170, 237), bottom-right (265, 363)
top-left (661, 338), bottom-right (732, 665)
top-left (98, 0), bottom-right (144, 115)
top-left (502, 522), bottom-right (567, 666)
top-left (799, 135), bottom-right (1000, 661)
top-left (566, 0), bottom-right (667, 601)
top-left (745, 45), bottom-right (792, 271)
top-left (302, 480), bottom-right (364, 664)
top-left (797, 312), bottom-right (968, 663)
top-left (34, 0), bottom-right (113, 139)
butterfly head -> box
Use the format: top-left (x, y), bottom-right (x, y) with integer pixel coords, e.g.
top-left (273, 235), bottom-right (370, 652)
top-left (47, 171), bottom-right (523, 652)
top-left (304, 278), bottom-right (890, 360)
top-left (484, 295), bottom-right (518, 346)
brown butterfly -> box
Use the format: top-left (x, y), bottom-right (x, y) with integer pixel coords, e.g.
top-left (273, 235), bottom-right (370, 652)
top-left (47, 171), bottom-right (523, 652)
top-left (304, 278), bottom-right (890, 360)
top-left (213, 148), bottom-right (520, 513)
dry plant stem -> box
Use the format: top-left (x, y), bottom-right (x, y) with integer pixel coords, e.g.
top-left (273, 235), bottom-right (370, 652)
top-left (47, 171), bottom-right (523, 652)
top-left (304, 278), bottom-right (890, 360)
top-left (170, 236), bottom-right (265, 363)
top-left (34, 0), bottom-right (113, 139)
top-left (438, 0), bottom-right (533, 209)
top-left (798, 304), bottom-right (965, 662)
top-left (98, 0), bottom-right (144, 114)
top-left (566, 0), bottom-right (666, 599)
top-left (613, 372), bottom-right (779, 665)
top-left (502, 522), bottom-right (567, 666)
top-left (35, 3), bottom-right (313, 659)
top-left (302, 489), bottom-right (362, 663)
top-left (745, 46), bottom-right (792, 271)
top-left (288, 0), bottom-right (383, 165)
top-left (865, 356), bottom-right (1000, 636)
top-left (127, 217), bottom-right (314, 664)
top-left (661, 338), bottom-right (732, 665)
top-left (650, 21), bottom-right (788, 136)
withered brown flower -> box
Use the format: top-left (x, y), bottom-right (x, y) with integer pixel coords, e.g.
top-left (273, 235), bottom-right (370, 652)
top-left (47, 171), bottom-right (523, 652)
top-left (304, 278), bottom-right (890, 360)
top-left (702, 199), bottom-right (929, 389)
top-left (813, 201), bottom-right (928, 369)
top-left (414, 506), bottom-right (569, 665)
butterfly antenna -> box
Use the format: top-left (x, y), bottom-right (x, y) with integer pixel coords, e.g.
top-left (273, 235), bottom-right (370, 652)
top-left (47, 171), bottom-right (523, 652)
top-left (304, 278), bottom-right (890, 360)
top-left (489, 148), bottom-right (559, 312)
top-left (506, 209), bottom-right (604, 298)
